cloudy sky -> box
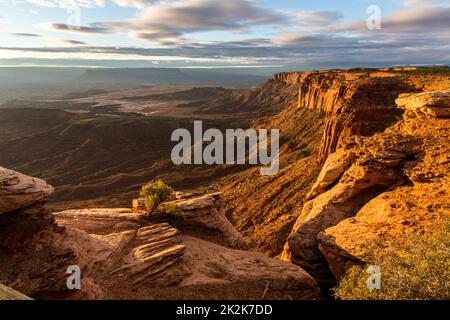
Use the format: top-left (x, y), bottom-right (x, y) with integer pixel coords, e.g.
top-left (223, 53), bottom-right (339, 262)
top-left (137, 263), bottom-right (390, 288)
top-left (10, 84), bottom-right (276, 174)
top-left (0, 0), bottom-right (449, 69)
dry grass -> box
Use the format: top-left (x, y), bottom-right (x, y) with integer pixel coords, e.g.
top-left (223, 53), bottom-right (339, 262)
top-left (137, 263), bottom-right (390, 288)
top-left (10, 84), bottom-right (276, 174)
top-left (334, 219), bottom-right (450, 300)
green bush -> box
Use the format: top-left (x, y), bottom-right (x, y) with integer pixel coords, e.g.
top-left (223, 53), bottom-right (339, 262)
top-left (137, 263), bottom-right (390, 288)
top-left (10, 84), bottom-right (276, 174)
top-left (333, 219), bottom-right (450, 300)
top-left (163, 202), bottom-right (183, 217)
top-left (139, 180), bottom-right (173, 213)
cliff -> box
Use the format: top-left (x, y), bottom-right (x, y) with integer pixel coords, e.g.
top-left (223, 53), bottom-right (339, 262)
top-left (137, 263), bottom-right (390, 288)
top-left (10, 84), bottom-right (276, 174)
top-left (222, 69), bottom-right (447, 257)
top-left (272, 70), bottom-right (424, 164)
top-left (281, 90), bottom-right (450, 285)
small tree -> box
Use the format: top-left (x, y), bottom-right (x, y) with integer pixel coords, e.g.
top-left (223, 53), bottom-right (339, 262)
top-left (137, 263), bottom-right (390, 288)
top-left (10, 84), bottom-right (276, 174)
top-left (139, 180), bottom-right (173, 214)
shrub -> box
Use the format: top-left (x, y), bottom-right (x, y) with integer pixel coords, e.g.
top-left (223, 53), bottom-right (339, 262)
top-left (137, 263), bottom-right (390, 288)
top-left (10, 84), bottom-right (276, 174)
top-left (333, 219), bottom-right (450, 300)
top-left (163, 202), bottom-right (183, 217)
top-left (139, 180), bottom-right (173, 213)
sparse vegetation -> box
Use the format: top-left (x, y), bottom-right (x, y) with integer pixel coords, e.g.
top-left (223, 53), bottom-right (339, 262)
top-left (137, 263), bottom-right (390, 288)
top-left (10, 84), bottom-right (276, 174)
top-left (140, 179), bottom-right (173, 213)
top-left (163, 202), bottom-right (183, 216)
top-left (333, 219), bottom-right (450, 300)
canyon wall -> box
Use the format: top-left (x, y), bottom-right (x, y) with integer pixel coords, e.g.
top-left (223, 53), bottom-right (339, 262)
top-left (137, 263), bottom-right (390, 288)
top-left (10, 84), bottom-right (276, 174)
top-left (224, 70), bottom-right (436, 257)
top-left (281, 90), bottom-right (450, 286)
top-left (273, 71), bottom-right (421, 164)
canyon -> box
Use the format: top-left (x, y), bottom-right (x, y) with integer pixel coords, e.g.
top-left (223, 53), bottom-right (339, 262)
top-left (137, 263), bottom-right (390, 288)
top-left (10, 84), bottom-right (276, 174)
top-left (0, 67), bottom-right (449, 299)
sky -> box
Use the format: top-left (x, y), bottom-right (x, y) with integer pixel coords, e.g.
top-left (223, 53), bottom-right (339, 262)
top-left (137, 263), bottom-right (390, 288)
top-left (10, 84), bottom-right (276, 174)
top-left (0, 0), bottom-right (449, 69)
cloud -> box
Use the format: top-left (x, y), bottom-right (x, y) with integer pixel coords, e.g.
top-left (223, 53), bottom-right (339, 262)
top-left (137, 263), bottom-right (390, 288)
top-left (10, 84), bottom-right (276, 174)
top-left (46, 23), bottom-right (112, 34)
top-left (11, 32), bottom-right (42, 37)
top-left (293, 10), bottom-right (342, 27)
top-left (61, 39), bottom-right (87, 45)
top-left (403, 0), bottom-right (450, 8)
top-left (125, 0), bottom-right (288, 44)
top-left (24, 0), bottom-right (172, 9)
top-left (25, 0), bottom-right (106, 8)
top-left (45, 0), bottom-right (289, 46)
top-left (7, 0), bottom-right (450, 68)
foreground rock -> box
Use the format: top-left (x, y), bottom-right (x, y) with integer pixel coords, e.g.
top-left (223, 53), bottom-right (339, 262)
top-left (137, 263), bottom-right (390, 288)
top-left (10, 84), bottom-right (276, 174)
top-left (151, 192), bottom-right (245, 249)
top-left (0, 283), bottom-right (32, 300)
top-left (55, 208), bottom-right (318, 299)
top-left (0, 169), bottom-right (319, 299)
top-left (281, 90), bottom-right (450, 284)
top-left (0, 166), bottom-right (53, 214)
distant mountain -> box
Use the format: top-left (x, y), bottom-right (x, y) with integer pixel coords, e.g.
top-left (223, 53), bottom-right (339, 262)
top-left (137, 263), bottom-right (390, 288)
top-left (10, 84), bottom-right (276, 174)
top-left (122, 87), bottom-right (233, 101)
top-left (0, 67), bottom-right (266, 102)
top-left (79, 68), bottom-right (191, 84)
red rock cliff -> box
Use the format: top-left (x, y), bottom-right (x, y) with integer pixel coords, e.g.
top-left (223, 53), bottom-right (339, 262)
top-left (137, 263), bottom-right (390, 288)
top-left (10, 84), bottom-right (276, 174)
top-left (272, 71), bottom-right (420, 163)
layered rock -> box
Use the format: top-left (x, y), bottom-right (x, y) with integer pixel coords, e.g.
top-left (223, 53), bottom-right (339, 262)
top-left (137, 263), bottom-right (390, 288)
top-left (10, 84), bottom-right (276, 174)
top-left (224, 70), bottom-right (425, 257)
top-left (0, 283), bottom-right (32, 300)
top-left (273, 71), bottom-right (420, 164)
top-left (396, 90), bottom-right (450, 118)
top-left (0, 166), bottom-right (53, 214)
top-left (281, 90), bottom-right (450, 284)
top-left (151, 192), bottom-right (245, 249)
top-left (0, 168), bottom-right (319, 300)
top-left (53, 204), bottom-right (319, 299)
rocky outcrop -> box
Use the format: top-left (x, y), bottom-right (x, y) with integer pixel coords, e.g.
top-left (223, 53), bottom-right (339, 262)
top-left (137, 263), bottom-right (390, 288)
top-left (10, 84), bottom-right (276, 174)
top-left (273, 71), bottom-right (420, 164)
top-left (396, 90), bottom-right (450, 117)
top-left (0, 168), bottom-right (319, 300)
top-left (224, 70), bottom-right (426, 257)
top-left (0, 283), bottom-right (32, 300)
top-left (281, 90), bottom-right (450, 284)
top-left (0, 166), bottom-right (53, 214)
top-left (152, 192), bottom-right (245, 249)
top-left (53, 205), bottom-right (319, 299)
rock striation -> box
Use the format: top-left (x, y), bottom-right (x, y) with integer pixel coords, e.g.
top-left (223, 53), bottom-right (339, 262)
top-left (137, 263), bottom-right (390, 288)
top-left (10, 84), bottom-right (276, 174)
top-left (281, 90), bottom-right (450, 284)
top-left (153, 192), bottom-right (245, 249)
top-left (0, 166), bottom-right (53, 214)
top-left (0, 168), bottom-right (319, 300)
top-left (273, 71), bottom-right (420, 164)
top-left (223, 69), bottom-right (439, 257)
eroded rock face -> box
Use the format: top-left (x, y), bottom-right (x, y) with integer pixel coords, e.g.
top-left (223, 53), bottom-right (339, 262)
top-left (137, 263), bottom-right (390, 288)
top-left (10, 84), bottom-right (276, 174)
top-left (0, 166), bottom-right (54, 214)
top-left (53, 207), bottom-right (319, 299)
top-left (281, 90), bottom-right (450, 284)
top-left (396, 90), bottom-right (450, 117)
top-left (153, 192), bottom-right (245, 249)
top-left (0, 170), bottom-right (319, 300)
top-left (273, 71), bottom-right (420, 164)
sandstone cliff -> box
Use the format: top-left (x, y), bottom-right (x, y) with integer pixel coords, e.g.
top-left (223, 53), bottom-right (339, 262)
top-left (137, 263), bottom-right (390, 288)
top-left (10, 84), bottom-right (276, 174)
top-left (222, 69), bottom-right (446, 257)
top-left (0, 167), bottom-right (319, 300)
top-left (281, 90), bottom-right (450, 285)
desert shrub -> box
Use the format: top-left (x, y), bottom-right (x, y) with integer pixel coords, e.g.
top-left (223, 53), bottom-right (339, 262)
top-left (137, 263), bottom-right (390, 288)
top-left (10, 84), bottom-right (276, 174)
top-left (139, 180), bottom-right (173, 213)
top-left (333, 219), bottom-right (450, 300)
top-left (163, 202), bottom-right (183, 217)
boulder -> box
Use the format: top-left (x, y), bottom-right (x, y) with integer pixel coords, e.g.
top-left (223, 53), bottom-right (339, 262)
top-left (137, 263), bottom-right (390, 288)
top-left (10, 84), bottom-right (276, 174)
top-left (0, 174), bottom-right (319, 300)
top-left (281, 132), bottom-right (422, 285)
top-left (0, 166), bottom-right (53, 214)
top-left (396, 90), bottom-right (450, 117)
